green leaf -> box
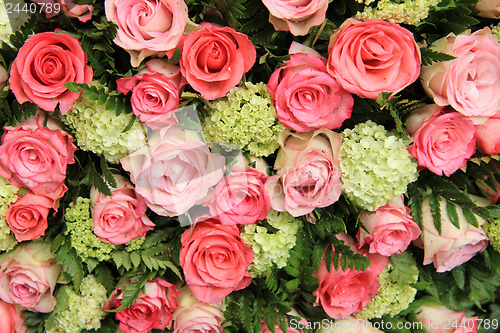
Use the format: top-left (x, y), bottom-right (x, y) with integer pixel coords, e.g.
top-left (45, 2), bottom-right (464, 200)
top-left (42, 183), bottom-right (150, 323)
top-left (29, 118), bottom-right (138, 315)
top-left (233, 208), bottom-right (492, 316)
top-left (452, 265), bottom-right (466, 290)
top-left (112, 251), bottom-right (124, 269)
top-left (461, 207), bottom-right (479, 227)
top-left (429, 193), bottom-right (442, 235)
top-left (131, 252), bottom-right (141, 269)
top-left (284, 278), bottom-right (300, 293)
top-left (446, 201), bottom-right (460, 229)
top-left (420, 47), bottom-right (456, 66)
top-left (100, 157), bottom-right (118, 188)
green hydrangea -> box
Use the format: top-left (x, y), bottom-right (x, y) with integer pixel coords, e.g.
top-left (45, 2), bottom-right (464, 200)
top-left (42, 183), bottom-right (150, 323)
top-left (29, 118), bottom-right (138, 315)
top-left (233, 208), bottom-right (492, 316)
top-left (356, 0), bottom-right (440, 25)
top-left (493, 24), bottom-right (500, 44)
top-left (64, 197), bottom-right (115, 261)
top-left (356, 261), bottom-right (418, 319)
top-left (203, 82), bottom-right (285, 157)
top-left (483, 220), bottom-right (500, 253)
top-left (339, 121), bottom-right (418, 211)
top-left (241, 210), bottom-right (301, 277)
top-left (46, 275), bottom-right (108, 333)
top-left (125, 236), bottom-right (145, 252)
top-left (62, 90), bottom-right (147, 164)
top-left (0, 177), bottom-right (19, 251)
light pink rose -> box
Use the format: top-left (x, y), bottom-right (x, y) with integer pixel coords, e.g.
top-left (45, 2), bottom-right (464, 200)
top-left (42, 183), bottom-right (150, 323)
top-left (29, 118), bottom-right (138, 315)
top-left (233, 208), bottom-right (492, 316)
top-left (415, 305), bottom-right (478, 333)
top-left (205, 167), bottom-right (270, 225)
top-left (30, 0), bottom-right (93, 22)
top-left (179, 218), bottom-right (253, 303)
top-left (6, 185), bottom-right (67, 242)
top-left (327, 18), bottom-right (421, 100)
top-left (9, 31), bottom-right (93, 114)
top-left (180, 22), bottom-right (256, 100)
top-left (105, 0), bottom-right (189, 67)
top-left (314, 234), bottom-right (388, 319)
top-left (0, 64), bottom-right (8, 90)
top-left (121, 125), bottom-right (225, 216)
top-left (420, 27), bottom-right (500, 125)
top-left (117, 59), bottom-right (186, 130)
top-left (261, 0), bottom-right (329, 36)
top-left (267, 52), bottom-right (353, 132)
top-left (104, 278), bottom-right (179, 333)
top-left (407, 104), bottom-right (476, 177)
top-left (0, 242), bottom-right (62, 313)
top-left (316, 316), bottom-right (384, 333)
top-left (474, 112), bottom-right (500, 155)
top-left (265, 129), bottom-right (342, 217)
top-left (172, 285), bottom-right (224, 333)
top-left (357, 196), bottom-right (421, 257)
top-left (417, 195), bottom-right (489, 272)
top-left (91, 174), bottom-right (154, 245)
top-left (0, 113), bottom-right (77, 194)
top-left (474, 0), bottom-right (500, 18)
top-left (0, 299), bottom-right (26, 333)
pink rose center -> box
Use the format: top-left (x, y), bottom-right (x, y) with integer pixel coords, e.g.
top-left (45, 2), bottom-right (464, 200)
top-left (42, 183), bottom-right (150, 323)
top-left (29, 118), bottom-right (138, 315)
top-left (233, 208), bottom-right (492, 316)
top-left (199, 42), bottom-right (228, 72)
top-left (135, 1), bottom-right (173, 35)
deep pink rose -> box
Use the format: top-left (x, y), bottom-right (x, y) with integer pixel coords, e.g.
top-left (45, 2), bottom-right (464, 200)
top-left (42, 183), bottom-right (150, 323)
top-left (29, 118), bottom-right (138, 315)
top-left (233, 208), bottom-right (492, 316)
top-left (172, 285), bottom-right (224, 333)
top-left (105, 0), bottom-right (188, 66)
top-left (261, 0), bottom-right (328, 36)
top-left (179, 218), bottom-right (254, 303)
top-left (474, 0), bottom-right (500, 18)
top-left (268, 52), bottom-right (353, 132)
top-left (121, 126), bottom-right (225, 216)
top-left (407, 104), bottom-right (476, 177)
top-left (30, 0), bottom-right (93, 22)
top-left (0, 299), bottom-right (26, 333)
top-left (117, 59), bottom-right (186, 130)
top-left (0, 242), bottom-right (62, 313)
top-left (415, 305), bottom-right (478, 333)
top-left (314, 234), bottom-right (388, 319)
top-left (104, 279), bottom-right (179, 333)
top-left (265, 129), bottom-right (342, 217)
top-left (180, 22), bottom-right (256, 100)
top-left (6, 185), bottom-right (67, 242)
top-left (357, 196), bottom-right (421, 256)
top-left (91, 174), bottom-right (154, 245)
top-left (474, 112), bottom-right (500, 155)
top-left (0, 113), bottom-right (77, 194)
top-left (328, 18), bottom-right (421, 99)
top-left (420, 27), bottom-right (500, 125)
top-left (205, 167), bottom-right (270, 225)
top-left (417, 195), bottom-right (489, 272)
top-left (9, 31), bottom-right (93, 114)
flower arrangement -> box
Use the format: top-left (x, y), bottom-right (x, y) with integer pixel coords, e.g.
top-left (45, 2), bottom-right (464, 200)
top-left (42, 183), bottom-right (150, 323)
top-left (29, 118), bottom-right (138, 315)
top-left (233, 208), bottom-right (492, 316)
top-left (0, 0), bottom-right (500, 332)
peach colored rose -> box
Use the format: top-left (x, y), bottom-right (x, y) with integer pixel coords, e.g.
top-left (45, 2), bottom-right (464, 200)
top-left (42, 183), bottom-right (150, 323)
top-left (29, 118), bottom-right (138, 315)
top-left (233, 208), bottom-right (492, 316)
top-left (474, 112), bottom-right (500, 155)
top-left (180, 22), bottom-right (256, 100)
top-left (0, 299), bottom-right (26, 333)
top-left (420, 27), bottom-right (500, 125)
top-left (104, 278), bottom-right (179, 333)
top-left (268, 52), bottom-right (353, 132)
top-left (265, 129), bottom-right (342, 217)
top-left (415, 305), bottom-right (478, 333)
top-left (121, 125), bottom-right (225, 217)
top-left (417, 195), bottom-right (489, 272)
top-left (0, 242), bottom-right (62, 313)
top-left (474, 0), bottom-right (500, 18)
top-left (314, 234), bottom-right (388, 319)
top-left (31, 0), bottom-right (93, 22)
top-left (90, 174), bottom-right (154, 245)
top-left (172, 285), bottom-right (224, 333)
top-left (328, 18), bottom-right (421, 100)
top-left (407, 104), bottom-right (476, 177)
top-left (179, 218), bottom-right (253, 303)
top-left (105, 0), bottom-right (189, 67)
top-left (261, 0), bottom-right (328, 36)
top-left (9, 31), bottom-right (93, 114)
top-left (357, 196), bottom-right (421, 257)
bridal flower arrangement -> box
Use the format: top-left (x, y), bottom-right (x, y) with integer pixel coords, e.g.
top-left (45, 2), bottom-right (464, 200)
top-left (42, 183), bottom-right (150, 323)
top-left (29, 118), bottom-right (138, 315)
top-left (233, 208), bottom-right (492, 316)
top-left (1, 0), bottom-right (500, 332)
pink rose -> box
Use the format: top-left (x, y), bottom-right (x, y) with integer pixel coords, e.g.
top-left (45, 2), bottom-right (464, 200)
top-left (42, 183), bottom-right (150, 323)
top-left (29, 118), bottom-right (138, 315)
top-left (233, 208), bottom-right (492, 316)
top-left (261, 313), bottom-right (308, 333)
top-left (415, 305), bottom-right (478, 333)
top-left (117, 59), bottom-right (186, 130)
top-left (417, 195), bottom-right (489, 272)
top-left (179, 218), bottom-right (253, 303)
top-left (104, 278), bottom-right (179, 333)
top-left (180, 22), bottom-right (256, 100)
top-left (261, 0), bottom-right (328, 36)
top-left (267, 52), bottom-right (353, 132)
top-left (474, 112), bottom-right (500, 155)
top-left (105, 0), bottom-right (188, 67)
top-left (9, 31), bottom-right (93, 114)
top-left (0, 242), bottom-right (62, 313)
top-left (91, 173), bottom-right (154, 245)
top-left (407, 104), bottom-right (476, 177)
top-left (0, 299), bottom-right (26, 333)
top-left (172, 285), bottom-right (224, 333)
top-left (0, 113), bottom-right (77, 194)
top-left (327, 18), bottom-right (421, 99)
top-left (265, 129), bottom-right (343, 217)
top-left (205, 167), bottom-right (270, 225)
top-left (420, 27), bottom-right (500, 124)
top-left (30, 0), bottom-right (93, 22)
top-left (474, 0), bottom-right (500, 18)
top-left (357, 196), bottom-right (421, 257)
top-left (314, 234), bottom-right (388, 319)
top-left (6, 185), bottom-right (67, 242)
